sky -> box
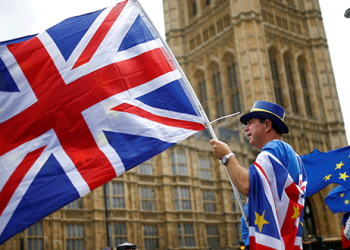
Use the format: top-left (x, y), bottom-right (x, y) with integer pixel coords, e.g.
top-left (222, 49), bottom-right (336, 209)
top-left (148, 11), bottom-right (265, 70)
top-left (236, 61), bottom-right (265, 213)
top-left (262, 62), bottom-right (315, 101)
top-left (0, 0), bottom-right (349, 143)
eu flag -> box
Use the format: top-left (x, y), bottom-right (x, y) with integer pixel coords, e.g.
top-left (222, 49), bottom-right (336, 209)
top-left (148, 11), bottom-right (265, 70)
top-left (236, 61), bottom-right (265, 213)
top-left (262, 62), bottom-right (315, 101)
top-left (301, 146), bottom-right (350, 197)
top-left (324, 185), bottom-right (350, 214)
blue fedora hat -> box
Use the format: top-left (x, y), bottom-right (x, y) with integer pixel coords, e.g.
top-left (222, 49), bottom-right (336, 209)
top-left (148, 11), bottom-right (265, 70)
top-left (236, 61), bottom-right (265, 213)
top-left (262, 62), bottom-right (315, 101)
top-left (240, 100), bottom-right (289, 134)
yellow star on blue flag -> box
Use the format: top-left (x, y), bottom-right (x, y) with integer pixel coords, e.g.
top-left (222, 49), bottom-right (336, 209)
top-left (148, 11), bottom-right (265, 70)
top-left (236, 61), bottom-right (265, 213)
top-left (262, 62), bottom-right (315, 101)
top-left (255, 211), bottom-right (270, 232)
top-left (336, 161), bottom-right (345, 170)
top-left (339, 172), bottom-right (350, 181)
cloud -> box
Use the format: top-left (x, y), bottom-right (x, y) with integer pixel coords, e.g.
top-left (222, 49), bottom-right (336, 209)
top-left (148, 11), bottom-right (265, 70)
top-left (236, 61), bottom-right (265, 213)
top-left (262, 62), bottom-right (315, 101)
top-left (0, 0), bottom-right (164, 42)
top-left (0, 0), bottom-right (38, 41)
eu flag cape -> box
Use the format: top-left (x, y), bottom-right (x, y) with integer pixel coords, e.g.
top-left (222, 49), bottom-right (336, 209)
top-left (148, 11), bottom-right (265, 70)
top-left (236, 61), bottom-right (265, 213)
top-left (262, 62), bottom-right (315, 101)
top-left (301, 146), bottom-right (350, 197)
top-left (0, 0), bottom-right (206, 244)
top-left (248, 151), bottom-right (307, 250)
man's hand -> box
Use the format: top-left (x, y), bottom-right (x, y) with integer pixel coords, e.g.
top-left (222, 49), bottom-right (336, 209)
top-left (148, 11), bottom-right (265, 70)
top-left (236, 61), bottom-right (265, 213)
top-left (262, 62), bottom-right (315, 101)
top-left (210, 139), bottom-right (232, 160)
top-left (210, 139), bottom-right (249, 196)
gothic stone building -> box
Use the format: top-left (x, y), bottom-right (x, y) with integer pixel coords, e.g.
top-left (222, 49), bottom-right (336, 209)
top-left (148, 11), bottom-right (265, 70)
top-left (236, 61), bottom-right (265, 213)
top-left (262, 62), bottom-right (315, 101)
top-left (1, 0), bottom-right (347, 249)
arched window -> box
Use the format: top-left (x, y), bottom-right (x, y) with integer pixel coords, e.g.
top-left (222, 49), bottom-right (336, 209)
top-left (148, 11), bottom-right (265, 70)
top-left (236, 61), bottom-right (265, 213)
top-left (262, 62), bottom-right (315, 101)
top-left (211, 64), bottom-right (225, 120)
top-left (203, 0), bottom-right (210, 6)
top-left (226, 57), bottom-right (241, 113)
top-left (189, 0), bottom-right (197, 17)
top-left (269, 49), bottom-right (283, 106)
top-left (284, 53), bottom-right (298, 114)
top-left (298, 57), bottom-right (313, 117)
top-left (224, 15), bottom-right (230, 28)
top-left (197, 71), bottom-right (210, 119)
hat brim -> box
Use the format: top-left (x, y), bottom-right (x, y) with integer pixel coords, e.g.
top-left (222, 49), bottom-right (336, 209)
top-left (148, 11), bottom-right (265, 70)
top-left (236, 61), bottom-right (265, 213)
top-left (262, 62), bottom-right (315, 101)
top-left (240, 111), bottom-right (289, 134)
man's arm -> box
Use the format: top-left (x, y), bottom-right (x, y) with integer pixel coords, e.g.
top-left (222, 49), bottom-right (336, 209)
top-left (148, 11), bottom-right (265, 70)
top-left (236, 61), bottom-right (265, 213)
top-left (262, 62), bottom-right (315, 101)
top-left (210, 139), bottom-right (249, 196)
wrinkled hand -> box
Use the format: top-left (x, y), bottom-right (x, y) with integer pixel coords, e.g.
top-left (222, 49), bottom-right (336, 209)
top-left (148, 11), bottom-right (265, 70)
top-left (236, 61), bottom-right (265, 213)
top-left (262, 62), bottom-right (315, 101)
top-left (210, 139), bottom-right (232, 160)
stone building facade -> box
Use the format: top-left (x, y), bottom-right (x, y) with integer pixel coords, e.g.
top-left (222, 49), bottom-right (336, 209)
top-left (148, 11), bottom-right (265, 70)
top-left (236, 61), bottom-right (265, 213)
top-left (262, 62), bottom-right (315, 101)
top-left (1, 0), bottom-right (347, 249)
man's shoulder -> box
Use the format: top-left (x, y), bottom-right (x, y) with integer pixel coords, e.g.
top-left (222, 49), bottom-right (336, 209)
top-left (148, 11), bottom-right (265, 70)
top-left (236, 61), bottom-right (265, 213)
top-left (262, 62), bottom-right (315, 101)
top-left (264, 139), bottom-right (289, 148)
top-left (260, 140), bottom-right (300, 183)
top-left (262, 140), bottom-right (292, 157)
top-left (259, 140), bottom-right (296, 166)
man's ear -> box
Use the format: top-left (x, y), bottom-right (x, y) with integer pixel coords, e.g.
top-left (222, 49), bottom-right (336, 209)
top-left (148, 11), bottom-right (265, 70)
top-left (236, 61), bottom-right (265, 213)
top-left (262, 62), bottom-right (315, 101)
top-left (265, 119), bottom-right (273, 132)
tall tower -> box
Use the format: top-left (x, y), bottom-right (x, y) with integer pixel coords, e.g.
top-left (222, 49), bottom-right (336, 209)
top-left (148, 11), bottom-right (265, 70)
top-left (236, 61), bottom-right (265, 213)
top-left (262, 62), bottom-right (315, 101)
top-left (163, 0), bottom-right (346, 247)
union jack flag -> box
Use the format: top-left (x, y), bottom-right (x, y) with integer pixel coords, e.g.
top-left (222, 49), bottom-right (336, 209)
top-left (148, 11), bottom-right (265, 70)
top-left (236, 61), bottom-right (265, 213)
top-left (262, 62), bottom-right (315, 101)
top-left (248, 151), bottom-right (307, 250)
top-left (0, 0), bottom-right (206, 244)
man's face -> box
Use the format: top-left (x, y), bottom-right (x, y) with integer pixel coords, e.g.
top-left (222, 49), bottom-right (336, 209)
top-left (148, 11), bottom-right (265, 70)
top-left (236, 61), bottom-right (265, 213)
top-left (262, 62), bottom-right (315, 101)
top-left (244, 118), bottom-right (266, 149)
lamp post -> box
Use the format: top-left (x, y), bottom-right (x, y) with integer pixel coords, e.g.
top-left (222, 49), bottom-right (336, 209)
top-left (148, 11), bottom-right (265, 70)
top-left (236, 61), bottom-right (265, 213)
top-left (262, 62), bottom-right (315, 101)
top-left (345, 8), bottom-right (350, 18)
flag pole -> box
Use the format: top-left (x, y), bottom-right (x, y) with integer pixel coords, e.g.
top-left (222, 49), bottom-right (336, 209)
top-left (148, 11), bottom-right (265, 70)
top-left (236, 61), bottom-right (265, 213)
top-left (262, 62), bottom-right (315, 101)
top-left (132, 0), bottom-right (248, 227)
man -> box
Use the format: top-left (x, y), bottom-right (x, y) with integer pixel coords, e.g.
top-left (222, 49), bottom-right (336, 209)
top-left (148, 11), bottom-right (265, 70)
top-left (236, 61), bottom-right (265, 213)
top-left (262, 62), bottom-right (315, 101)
top-left (210, 100), bottom-right (307, 250)
top-left (343, 212), bottom-right (350, 249)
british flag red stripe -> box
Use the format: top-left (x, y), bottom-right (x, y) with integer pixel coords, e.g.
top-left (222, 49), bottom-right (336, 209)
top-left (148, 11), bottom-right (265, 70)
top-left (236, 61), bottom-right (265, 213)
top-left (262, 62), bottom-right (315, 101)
top-left (73, 2), bottom-right (127, 69)
top-left (0, 147), bottom-right (45, 217)
top-left (112, 103), bottom-right (205, 131)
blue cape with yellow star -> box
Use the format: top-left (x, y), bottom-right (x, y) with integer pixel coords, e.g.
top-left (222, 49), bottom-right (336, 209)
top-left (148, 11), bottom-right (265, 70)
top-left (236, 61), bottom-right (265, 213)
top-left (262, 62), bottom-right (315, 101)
top-left (248, 151), bottom-right (307, 250)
